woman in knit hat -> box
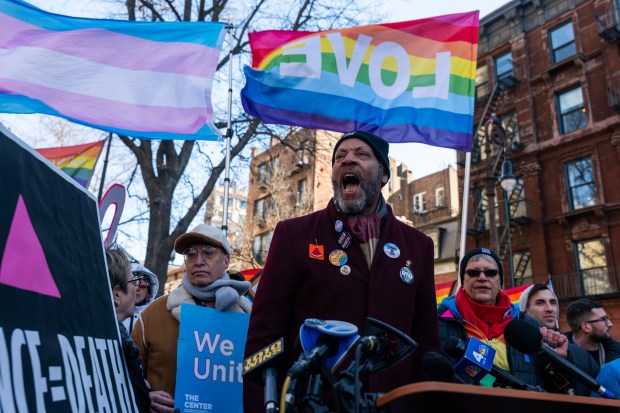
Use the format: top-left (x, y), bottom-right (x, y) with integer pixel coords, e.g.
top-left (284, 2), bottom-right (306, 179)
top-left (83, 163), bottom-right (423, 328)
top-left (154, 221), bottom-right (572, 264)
top-left (437, 247), bottom-right (567, 390)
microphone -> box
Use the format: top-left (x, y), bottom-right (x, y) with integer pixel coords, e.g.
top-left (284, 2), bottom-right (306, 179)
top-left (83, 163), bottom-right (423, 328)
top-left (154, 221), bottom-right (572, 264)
top-left (504, 319), bottom-right (618, 399)
top-left (445, 337), bottom-right (544, 391)
top-left (243, 337), bottom-right (284, 413)
top-left (444, 336), bottom-right (495, 383)
top-left (421, 351), bottom-right (467, 384)
top-left (358, 317), bottom-right (418, 373)
top-left (287, 318), bottom-right (359, 378)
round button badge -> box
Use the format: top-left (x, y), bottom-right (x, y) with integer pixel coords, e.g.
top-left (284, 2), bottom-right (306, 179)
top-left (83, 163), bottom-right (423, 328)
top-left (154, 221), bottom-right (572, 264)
top-left (329, 250), bottom-right (348, 267)
top-left (400, 267), bottom-right (414, 284)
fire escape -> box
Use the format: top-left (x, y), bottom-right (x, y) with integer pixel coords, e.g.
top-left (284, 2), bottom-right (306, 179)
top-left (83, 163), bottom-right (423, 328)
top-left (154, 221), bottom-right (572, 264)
top-left (466, 60), bottom-right (534, 285)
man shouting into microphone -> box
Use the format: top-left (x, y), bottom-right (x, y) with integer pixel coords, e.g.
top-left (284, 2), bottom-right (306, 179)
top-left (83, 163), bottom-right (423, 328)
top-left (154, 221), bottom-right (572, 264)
top-left (243, 130), bottom-right (441, 412)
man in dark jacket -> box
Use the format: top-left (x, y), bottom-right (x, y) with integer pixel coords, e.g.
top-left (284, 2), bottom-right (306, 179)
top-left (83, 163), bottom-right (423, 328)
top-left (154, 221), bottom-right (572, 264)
top-left (519, 283), bottom-right (600, 395)
top-left (566, 298), bottom-right (620, 367)
top-left (243, 130), bottom-right (441, 413)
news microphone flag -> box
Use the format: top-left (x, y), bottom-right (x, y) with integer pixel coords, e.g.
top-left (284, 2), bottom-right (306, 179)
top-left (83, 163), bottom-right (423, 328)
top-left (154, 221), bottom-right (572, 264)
top-left (241, 12), bottom-right (479, 151)
top-left (300, 318), bottom-right (359, 371)
top-left (0, 0), bottom-right (226, 140)
top-left (243, 337), bottom-right (284, 378)
top-left (453, 336), bottom-right (495, 382)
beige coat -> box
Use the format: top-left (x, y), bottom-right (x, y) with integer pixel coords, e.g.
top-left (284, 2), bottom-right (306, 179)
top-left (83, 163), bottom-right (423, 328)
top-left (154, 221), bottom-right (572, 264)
top-left (131, 284), bottom-right (251, 397)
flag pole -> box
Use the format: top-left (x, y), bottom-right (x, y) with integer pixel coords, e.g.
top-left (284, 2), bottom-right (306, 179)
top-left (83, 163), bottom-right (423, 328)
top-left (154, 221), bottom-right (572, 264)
top-left (457, 152), bottom-right (471, 289)
top-left (97, 133), bottom-right (112, 202)
top-left (221, 23), bottom-right (234, 236)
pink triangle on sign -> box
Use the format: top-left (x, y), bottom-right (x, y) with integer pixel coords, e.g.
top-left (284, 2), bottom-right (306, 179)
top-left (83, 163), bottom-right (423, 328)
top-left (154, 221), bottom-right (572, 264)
top-left (0, 195), bottom-right (61, 298)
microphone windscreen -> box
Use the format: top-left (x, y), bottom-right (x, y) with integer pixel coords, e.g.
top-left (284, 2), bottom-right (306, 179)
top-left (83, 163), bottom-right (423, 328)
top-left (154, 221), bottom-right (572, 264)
top-left (422, 352), bottom-right (457, 382)
top-left (444, 336), bottom-right (466, 358)
top-left (504, 319), bottom-right (542, 354)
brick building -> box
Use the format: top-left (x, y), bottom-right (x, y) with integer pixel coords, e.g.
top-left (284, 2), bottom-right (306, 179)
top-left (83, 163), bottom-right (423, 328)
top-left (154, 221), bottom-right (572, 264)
top-left (464, 0), bottom-right (620, 329)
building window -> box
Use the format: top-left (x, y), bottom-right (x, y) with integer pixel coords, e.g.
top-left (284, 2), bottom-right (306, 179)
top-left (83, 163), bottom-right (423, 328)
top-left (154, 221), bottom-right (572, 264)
top-left (494, 51), bottom-right (513, 80)
top-left (426, 230), bottom-right (440, 259)
top-left (253, 231), bottom-right (273, 264)
top-left (575, 239), bottom-right (612, 296)
top-left (475, 64), bottom-right (489, 101)
top-left (500, 111), bottom-right (520, 144)
top-left (557, 86), bottom-right (586, 134)
top-left (413, 193), bottom-right (426, 213)
top-left (254, 196), bottom-right (273, 222)
top-left (296, 143), bottom-right (310, 166)
top-left (565, 157), bottom-right (596, 211)
top-left (549, 21), bottom-right (576, 63)
top-left (512, 250), bottom-right (532, 285)
top-left (257, 158), bottom-right (279, 185)
top-left (435, 187), bottom-right (445, 208)
top-left (297, 179), bottom-right (306, 206)
top-left (239, 199), bottom-right (247, 210)
top-left (257, 162), bottom-right (269, 183)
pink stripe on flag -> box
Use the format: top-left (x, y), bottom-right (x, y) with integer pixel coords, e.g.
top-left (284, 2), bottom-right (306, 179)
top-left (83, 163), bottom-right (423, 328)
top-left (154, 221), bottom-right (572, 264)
top-left (1, 80), bottom-right (211, 133)
top-left (428, 12), bottom-right (479, 27)
top-left (0, 14), bottom-right (220, 78)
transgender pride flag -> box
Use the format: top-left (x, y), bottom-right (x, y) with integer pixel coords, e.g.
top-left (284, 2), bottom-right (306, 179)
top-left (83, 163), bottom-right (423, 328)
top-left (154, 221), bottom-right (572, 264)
top-left (0, 0), bottom-right (226, 140)
top-left (241, 12), bottom-right (479, 151)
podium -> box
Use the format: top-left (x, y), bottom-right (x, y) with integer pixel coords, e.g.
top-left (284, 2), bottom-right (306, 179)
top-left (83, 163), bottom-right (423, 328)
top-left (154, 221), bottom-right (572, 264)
top-left (376, 382), bottom-right (620, 413)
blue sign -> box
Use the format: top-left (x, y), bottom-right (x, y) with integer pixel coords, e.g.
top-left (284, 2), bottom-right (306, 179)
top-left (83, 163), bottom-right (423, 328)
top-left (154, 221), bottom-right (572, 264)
top-left (454, 337), bottom-right (495, 382)
top-left (175, 304), bottom-right (249, 413)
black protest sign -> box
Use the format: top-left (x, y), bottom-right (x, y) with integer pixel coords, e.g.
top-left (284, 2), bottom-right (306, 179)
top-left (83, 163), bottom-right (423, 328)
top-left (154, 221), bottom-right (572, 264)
top-left (0, 125), bottom-right (137, 412)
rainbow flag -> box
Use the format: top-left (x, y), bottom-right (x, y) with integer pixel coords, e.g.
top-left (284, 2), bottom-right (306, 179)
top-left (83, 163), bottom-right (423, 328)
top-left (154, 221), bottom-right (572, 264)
top-left (241, 12), bottom-right (479, 151)
top-left (36, 140), bottom-right (105, 188)
top-left (0, 0), bottom-right (226, 140)
top-left (435, 280), bottom-right (457, 305)
top-left (504, 283), bottom-right (533, 304)
top-left (505, 279), bottom-right (554, 304)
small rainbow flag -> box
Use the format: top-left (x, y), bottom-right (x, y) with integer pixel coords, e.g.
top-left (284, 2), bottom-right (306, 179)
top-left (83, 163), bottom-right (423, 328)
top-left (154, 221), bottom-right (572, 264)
top-left (504, 283), bottom-right (533, 304)
top-left (436, 280), bottom-right (457, 305)
top-left (241, 12), bottom-right (479, 151)
top-left (36, 140), bottom-right (105, 188)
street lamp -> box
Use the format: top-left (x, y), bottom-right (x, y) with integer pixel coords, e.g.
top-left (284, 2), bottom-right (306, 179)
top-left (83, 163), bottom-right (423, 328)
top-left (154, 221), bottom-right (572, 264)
top-left (485, 113), bottom-right (517, 287)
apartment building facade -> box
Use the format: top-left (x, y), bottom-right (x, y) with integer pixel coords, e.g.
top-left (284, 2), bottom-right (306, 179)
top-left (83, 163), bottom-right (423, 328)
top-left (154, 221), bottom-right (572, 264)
top-left (464, 0), bottom-right (620, 327)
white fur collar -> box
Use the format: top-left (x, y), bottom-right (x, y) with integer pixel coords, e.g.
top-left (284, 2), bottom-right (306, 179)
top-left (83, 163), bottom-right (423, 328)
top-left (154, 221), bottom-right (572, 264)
top-left (165, 285), bottom-right (252, 320)
top-left (166, 285), bottom-right (195, 321)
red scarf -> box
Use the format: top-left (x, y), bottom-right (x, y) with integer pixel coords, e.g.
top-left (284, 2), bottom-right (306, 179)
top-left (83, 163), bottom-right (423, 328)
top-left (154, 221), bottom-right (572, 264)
top-left (455, 288), bottom-right (514, 339)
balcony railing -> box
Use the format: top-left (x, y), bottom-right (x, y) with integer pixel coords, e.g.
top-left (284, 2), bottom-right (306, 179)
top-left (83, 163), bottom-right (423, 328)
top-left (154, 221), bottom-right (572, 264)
top-left (411, 206), bottom-right (456, 226)
top-left (607, 81), bottom-right (620, 112)
top-left (550, 267), bottom-right (620, 300)
top-left (596, 7), bottom-right (620, 41)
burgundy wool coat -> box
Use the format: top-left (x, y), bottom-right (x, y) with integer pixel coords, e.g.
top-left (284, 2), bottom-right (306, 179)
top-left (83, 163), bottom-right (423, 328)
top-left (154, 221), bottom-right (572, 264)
top-left (243, 199), bottom-right (441, 411)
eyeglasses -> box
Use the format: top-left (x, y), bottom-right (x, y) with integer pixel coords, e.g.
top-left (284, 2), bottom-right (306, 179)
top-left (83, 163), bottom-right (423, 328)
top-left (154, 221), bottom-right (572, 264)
top-left (130, 272), bottom-right (151, 287)
top-left (585, 316), bottom-right (611, 325)
top-left (464, 269), bottom-right (499, 278)
top-left (128, 277), bottom-right (148, 287)
top-left (183, 246), bottom-right (222, 261)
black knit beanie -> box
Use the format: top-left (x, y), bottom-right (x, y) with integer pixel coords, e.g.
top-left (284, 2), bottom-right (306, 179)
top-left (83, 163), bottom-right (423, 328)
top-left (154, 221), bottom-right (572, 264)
top-left (459, 247), bottom-right (504, 288)
top-left (332, 130), bottom-right (390, 180)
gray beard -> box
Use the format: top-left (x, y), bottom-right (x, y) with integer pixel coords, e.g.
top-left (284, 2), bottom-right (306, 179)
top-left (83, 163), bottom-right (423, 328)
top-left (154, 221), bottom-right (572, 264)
top-left (332, 173), bottom-right (383, 215)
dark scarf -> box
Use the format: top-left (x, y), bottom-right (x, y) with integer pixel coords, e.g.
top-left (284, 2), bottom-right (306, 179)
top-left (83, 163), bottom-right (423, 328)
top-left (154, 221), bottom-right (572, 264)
top-left (455, 287), bottom-right (514, 339)
top-left (345, 196), bottom-right (388, 268)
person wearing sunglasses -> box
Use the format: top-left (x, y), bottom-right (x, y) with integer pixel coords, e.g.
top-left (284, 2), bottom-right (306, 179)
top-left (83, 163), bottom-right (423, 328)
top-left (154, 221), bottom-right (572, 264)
top-left (131, 224), bottom-right (252, 413)
top-left (122, 263), bottom-right (160, 333)
top-left (438, 247), bottom-right (568, 391)
top-left (566, 298), bottom-right (620, 367)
